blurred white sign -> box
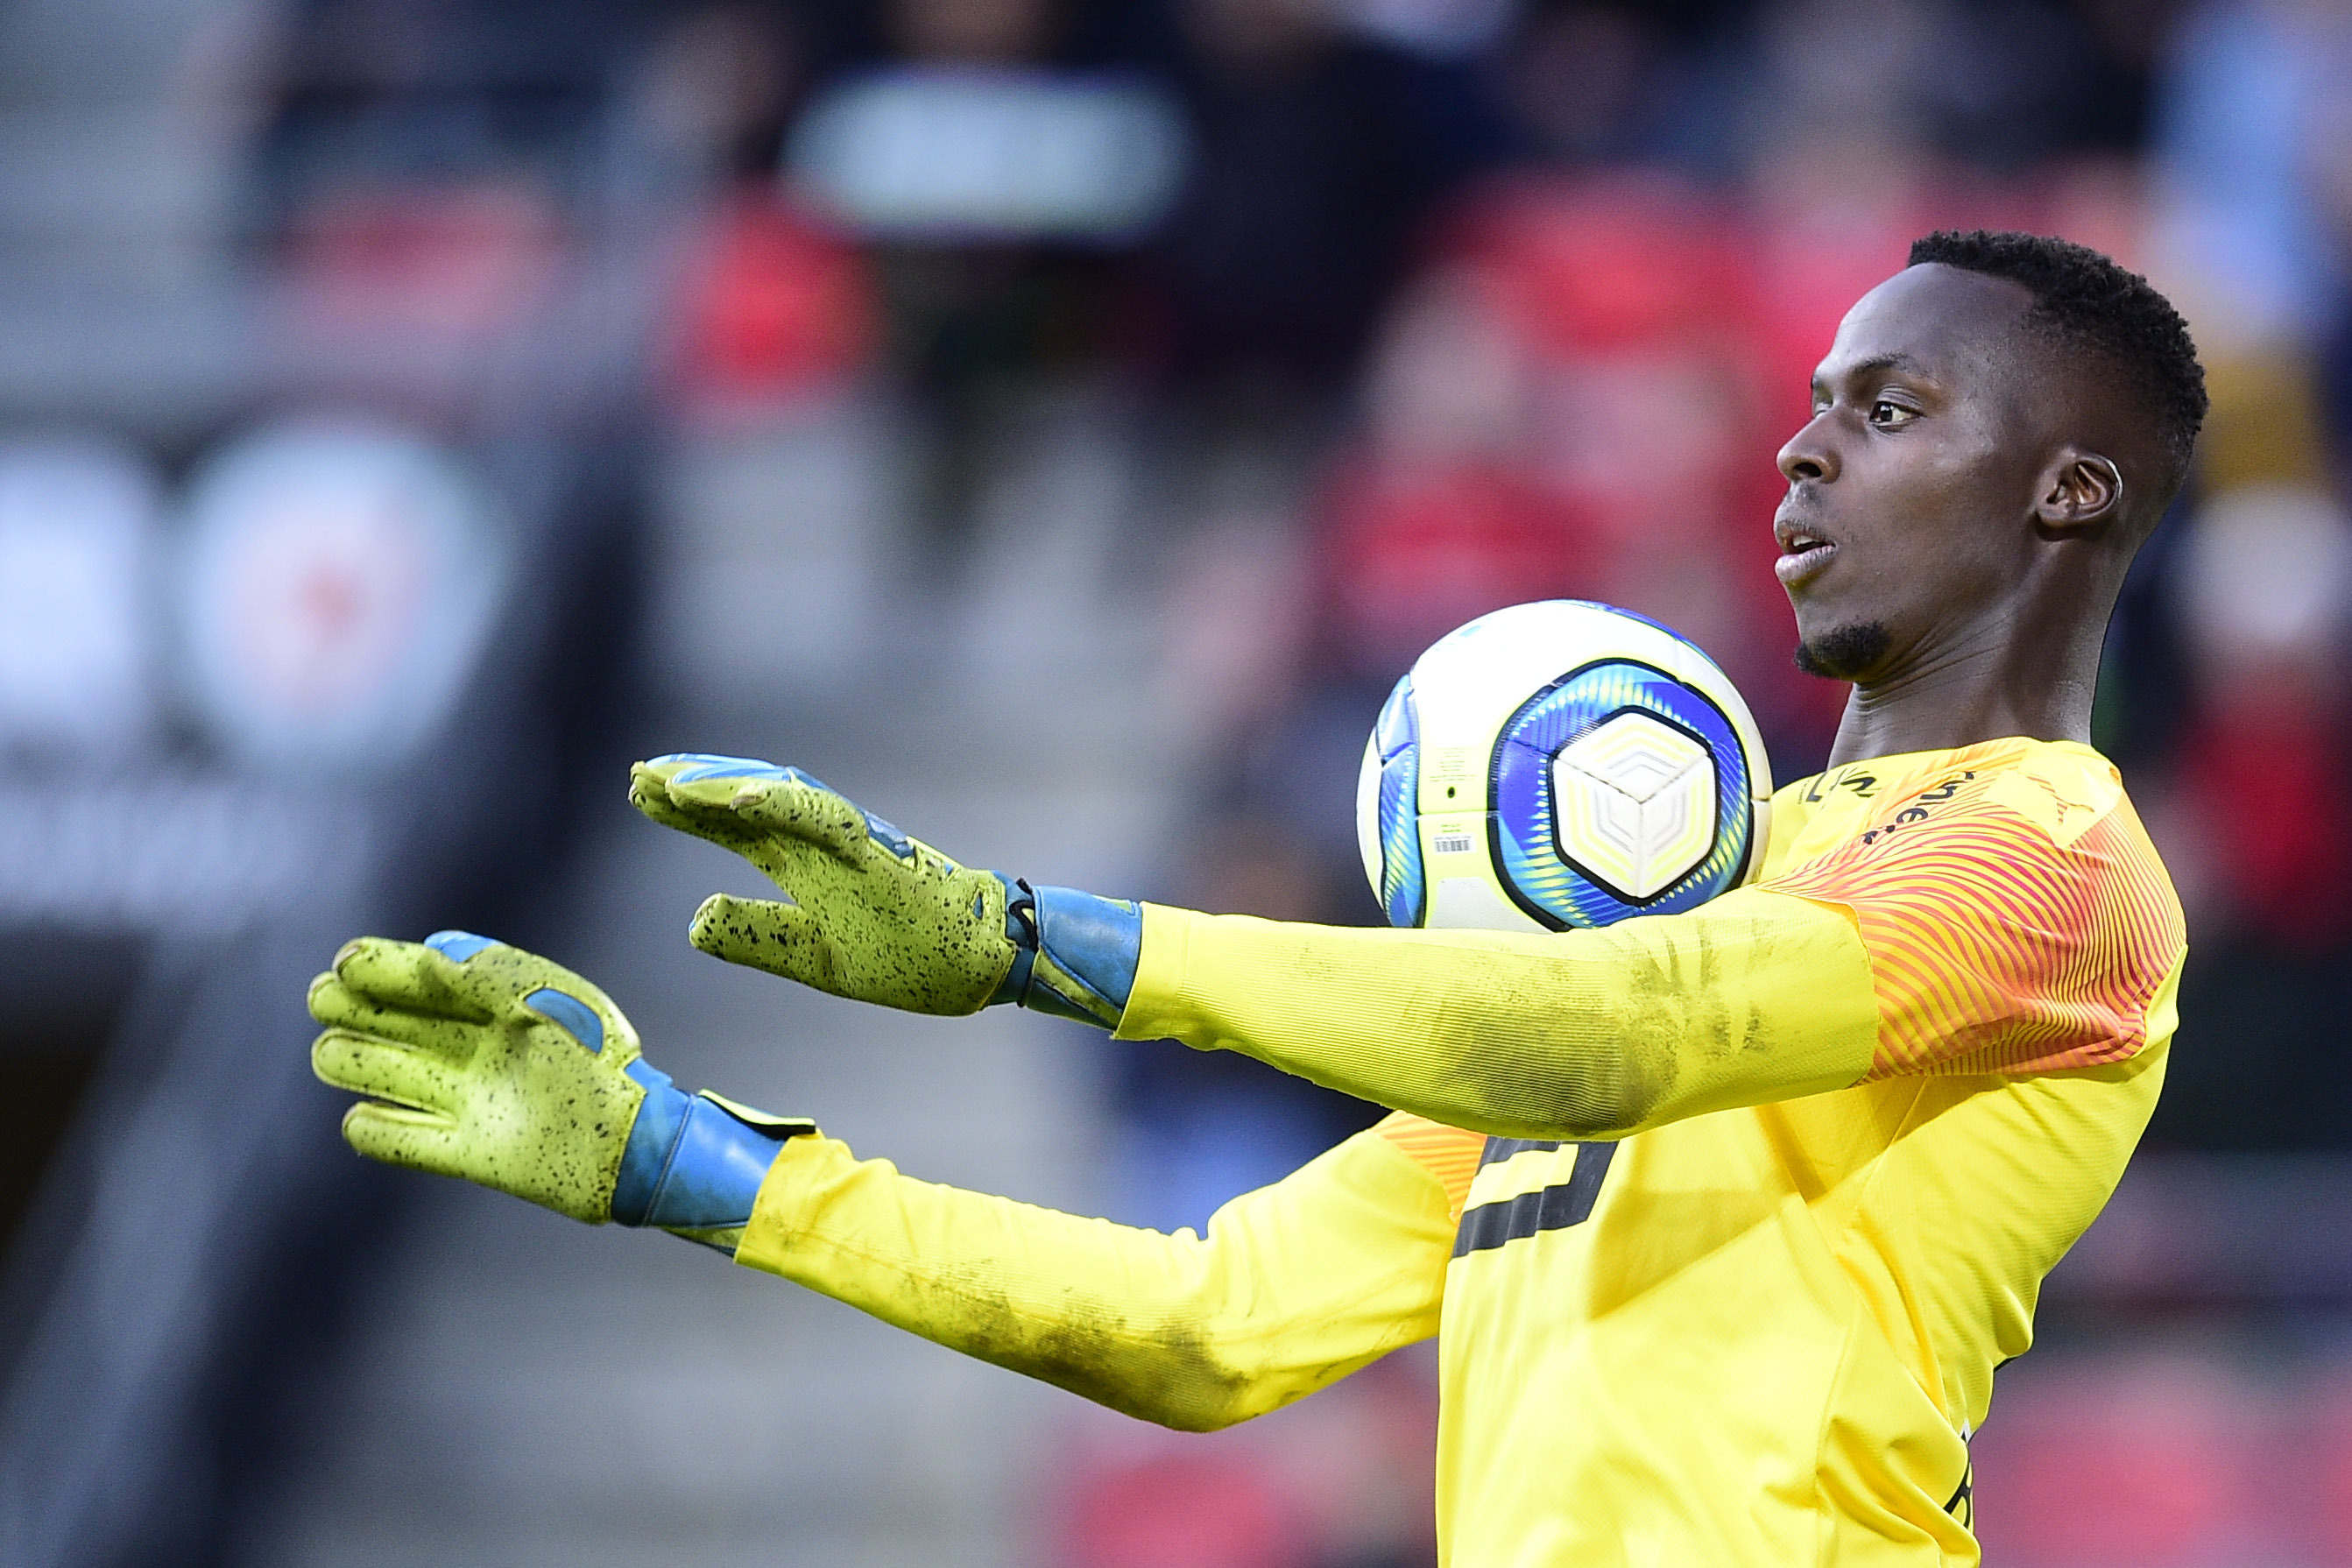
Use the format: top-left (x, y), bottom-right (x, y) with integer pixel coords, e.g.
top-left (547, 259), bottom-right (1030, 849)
top-left (0, 777), bottom-right (367, 932)
top-left (788, 67), bottom-right (1190, 243)
top-left (0, 437), bottom-right (164, 759)
top-left (178, 419), bottom-right (506, 768)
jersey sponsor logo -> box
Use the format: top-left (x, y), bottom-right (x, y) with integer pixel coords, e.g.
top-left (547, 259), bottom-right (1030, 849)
top-left (1858, 771), bottom-right (1975, 846)
top-left (1452, 1140), bottom-right (1617, 1257)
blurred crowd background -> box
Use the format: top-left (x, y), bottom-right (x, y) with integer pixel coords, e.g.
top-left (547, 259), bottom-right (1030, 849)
top-left (2, 0), bottom-right (2351, 1564)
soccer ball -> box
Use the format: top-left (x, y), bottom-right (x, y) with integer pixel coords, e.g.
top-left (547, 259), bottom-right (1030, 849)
top-left (1356, 600), bottom-right (1772, 932)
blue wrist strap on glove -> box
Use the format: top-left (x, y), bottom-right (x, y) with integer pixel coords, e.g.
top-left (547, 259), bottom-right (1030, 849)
top-left (611, 1062), bottom-right (814, 1233)
top-left (990, 878), bottom-right (1141, 1028)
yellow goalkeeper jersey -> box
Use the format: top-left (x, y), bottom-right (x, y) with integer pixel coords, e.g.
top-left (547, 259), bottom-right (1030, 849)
top-left (733, 737), bottom-right (2184, 1565)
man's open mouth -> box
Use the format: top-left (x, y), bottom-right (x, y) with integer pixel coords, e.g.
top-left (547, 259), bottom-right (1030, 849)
top-left (1773, 526), bottom-right (1836, 585)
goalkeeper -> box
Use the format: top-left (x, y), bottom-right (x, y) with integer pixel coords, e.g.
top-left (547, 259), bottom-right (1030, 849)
top-left (314, 232), bottom-right (2203, 1564)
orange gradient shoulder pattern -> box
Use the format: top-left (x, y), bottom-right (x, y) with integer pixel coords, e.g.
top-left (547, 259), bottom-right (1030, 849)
top-left (1375, 1112), bottom-right (1486, 1221)
top-left (1765, 749), bottom-right (2185, 1080)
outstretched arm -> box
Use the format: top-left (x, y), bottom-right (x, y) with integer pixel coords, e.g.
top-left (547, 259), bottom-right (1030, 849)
top-left (309, 930), bottom-right (1459, 1431)
top-left (735, 1118), bottom-right (1459, 1431)
top-left (630, 754), bottom-right (1881, 1141)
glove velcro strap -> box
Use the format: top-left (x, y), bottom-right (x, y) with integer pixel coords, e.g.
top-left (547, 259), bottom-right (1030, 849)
top-left (613, 1071), bottom-right (812, 1230)
top-left (1006, 883), bottom-right (1141, 1030)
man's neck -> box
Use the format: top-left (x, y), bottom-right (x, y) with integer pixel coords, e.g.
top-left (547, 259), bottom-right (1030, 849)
top-left (1821, 613), bottom-right (2101, 769)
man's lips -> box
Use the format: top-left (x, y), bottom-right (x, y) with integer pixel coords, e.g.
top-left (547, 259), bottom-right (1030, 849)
top-left (1773, 515), bottom-right (1837, 588)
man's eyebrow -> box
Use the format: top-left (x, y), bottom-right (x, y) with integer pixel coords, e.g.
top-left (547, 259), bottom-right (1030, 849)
top-left (1829, 352), bottom-right (1931, 382)
top-left (1810, 351), bottom-right (1934, 398)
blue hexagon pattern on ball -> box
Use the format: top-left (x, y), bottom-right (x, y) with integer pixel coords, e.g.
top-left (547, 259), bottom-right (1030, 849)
top-left (1355, 601), bottom-right (1772, 933)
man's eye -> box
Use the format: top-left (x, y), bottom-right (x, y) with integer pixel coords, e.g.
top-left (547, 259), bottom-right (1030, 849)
top-left (1868, 399), bottom-right (1917, 427)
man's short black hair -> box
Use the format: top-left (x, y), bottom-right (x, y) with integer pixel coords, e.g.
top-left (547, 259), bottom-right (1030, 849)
top-left (1907, 230), bottom-right (2207, 496)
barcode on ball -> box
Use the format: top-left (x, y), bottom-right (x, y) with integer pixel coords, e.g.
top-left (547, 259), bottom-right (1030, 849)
top-left (1431, 832), bottom-right (1476, 855)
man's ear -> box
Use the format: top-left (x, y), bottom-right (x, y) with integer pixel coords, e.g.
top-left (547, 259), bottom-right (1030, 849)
top-left (2033, 448), bottom-right (2125, 534)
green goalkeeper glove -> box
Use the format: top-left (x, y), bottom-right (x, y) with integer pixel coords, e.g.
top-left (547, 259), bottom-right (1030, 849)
top-left (309, 929), bottom-right (812, 1247)
top-left (628, 753), bottom-right (1142, 1027)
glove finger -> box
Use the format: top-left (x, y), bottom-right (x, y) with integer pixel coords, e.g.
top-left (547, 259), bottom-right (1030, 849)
top-left (720, 776), bottom-right (872, 858)
top-left (313, 1028), bottom-right (465, 1114)
top-left (636, 755), bottom-right (829, 831)
top-left (308, 977), bottom-right (485, 1058)
top-left (329, 936), bottom-right (496, 1022)
top-left (628, 763), bottom-right (765, 850)
top-left (340, 1100), bottom-right (464, 1177)
top-left (688, 893), bottom-right (845, 992)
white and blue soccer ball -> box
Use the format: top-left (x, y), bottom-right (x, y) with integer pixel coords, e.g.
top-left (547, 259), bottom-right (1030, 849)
top-left (1356, 600), bottom-right (1772, 932)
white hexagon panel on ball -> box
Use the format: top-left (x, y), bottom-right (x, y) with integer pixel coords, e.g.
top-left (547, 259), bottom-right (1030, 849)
top-left (1548, 711), bottom-right (1718, 901)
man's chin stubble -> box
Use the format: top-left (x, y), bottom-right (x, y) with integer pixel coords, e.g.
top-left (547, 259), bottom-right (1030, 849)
top-left (1793, 621), bottom-right (1893, 682)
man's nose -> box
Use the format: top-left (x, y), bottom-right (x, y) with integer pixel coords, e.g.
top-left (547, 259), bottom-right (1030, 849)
top-left (1777, 413), bottom-right (1839, 484)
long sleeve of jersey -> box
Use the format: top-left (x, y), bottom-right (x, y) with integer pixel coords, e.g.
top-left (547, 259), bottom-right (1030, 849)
top-left (731, 1115), bottom-right (1471, 1431)
top-left (1115, 886), bottom-right (1882, 1141)
top-left (1113, 743), bottom-right (2185, 1142)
